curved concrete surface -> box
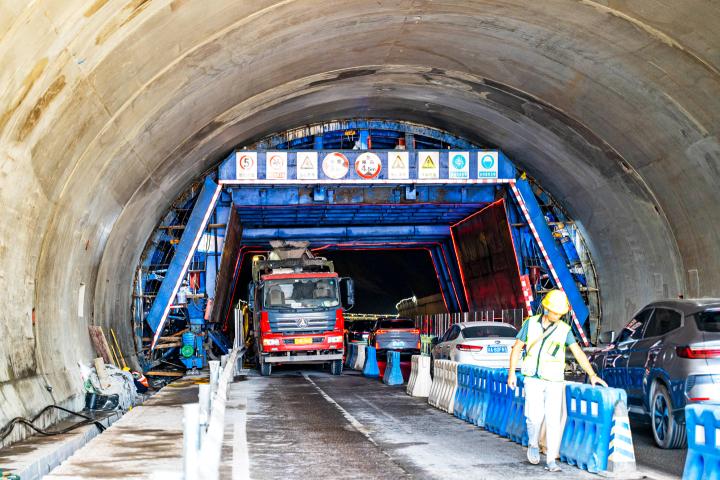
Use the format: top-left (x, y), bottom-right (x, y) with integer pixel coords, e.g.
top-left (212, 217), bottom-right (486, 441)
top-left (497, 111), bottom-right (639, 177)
top-left (1, 0), bottom-right (719, 433)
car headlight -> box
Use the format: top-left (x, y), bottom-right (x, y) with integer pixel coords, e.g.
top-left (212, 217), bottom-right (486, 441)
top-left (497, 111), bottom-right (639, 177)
top-left (328, 336), bottom-right (343, 343)
top-left (263, 338), bottom-right (280, 346)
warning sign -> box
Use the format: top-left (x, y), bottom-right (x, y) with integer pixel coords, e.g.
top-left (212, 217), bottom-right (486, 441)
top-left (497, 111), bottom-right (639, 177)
top-left (266, 152), bottom-right (287, 180)
top-left (322, 152), bottom-right (349, 179)
top-left (449, 152), bottom-right (469, 179)
top-left (478, 151), bottom-right (498, 178)
top-left (418, 151), bottom-right (439, 179)
top-left (388, 152), bottom-right (409, 179)
top-left (235, 151), bottom-right (257, 180)
top-left (355, 152), bottom-right (382, 179)
top-left (297, 152), bottom-right (318, 180)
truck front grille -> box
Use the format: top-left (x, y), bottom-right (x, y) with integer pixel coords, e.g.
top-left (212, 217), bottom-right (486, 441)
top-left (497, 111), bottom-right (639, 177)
top-left (269, 312), bottom-right (335, 333)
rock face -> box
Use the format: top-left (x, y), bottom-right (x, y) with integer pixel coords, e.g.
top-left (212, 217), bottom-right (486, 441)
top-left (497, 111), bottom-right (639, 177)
top-left (1, 0), bottom-right (719, 441)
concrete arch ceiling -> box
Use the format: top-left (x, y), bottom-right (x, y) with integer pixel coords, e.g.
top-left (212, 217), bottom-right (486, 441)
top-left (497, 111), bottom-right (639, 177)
top-left (1, 0), bottom-right (719, 420)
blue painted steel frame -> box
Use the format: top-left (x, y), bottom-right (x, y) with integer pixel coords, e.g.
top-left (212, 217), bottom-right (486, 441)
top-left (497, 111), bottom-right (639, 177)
top-left (145, 176), bottom-right (221, 349)
top-left (513, 179), bottom-right (589, 326)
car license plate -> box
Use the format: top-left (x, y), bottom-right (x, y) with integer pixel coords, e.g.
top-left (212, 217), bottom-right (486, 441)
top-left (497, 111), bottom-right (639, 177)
top-left (487, 346), bottom-right (507, 353)
top-left (391, 341), bottom-right (405, 347)
top-left (295, 338), bottom-right (312, 345)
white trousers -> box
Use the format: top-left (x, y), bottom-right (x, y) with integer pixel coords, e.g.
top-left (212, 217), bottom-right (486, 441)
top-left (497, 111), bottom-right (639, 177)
top-left (524, 376), bottom-right (564, 462)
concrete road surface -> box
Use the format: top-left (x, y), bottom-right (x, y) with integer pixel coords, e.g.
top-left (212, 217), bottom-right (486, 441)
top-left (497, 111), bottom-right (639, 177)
top-left (241, 366), bottom-right (682, 479)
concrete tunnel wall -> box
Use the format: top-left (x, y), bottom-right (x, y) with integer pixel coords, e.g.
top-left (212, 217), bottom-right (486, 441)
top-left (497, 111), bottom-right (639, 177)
top-left (1, 0), bottom-right (719, 432)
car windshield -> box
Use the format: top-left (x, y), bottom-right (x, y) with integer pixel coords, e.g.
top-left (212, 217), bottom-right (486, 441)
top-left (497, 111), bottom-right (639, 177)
top-left (263, 277), bottom-right (340, 310)
top-left (351, 321), bottom-right (375, 332)
top-left (695, 310), bottom-right (720, 332)
top-left (462, 325), bottom-right (517, 338)
top-left (378, 319), bottom-right (415, 329)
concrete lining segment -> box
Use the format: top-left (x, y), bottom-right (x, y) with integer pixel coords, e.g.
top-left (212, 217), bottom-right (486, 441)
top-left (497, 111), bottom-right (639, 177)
top-left (0, 0), bottom-right (719, 435)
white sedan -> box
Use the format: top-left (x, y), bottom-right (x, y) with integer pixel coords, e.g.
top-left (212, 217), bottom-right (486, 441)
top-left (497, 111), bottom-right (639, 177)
top-left (430, 321), bottom-right (522, 370)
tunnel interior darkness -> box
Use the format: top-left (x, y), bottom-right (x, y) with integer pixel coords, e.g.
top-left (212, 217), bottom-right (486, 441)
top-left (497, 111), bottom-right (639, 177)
top-left (1, 0), bottom-right (719, 445)
top-left (233, 249), bottom-right (441, 315)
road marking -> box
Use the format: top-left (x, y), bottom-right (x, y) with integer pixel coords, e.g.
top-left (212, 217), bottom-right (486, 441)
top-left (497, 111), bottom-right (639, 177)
top-left (301, 373), bottom-right (375, 442)
top-left (231, 388), bottom-right (250, 480)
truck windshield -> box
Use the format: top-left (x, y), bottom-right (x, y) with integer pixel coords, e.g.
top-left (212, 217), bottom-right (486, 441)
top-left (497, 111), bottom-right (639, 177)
top-left (263, 277), bottom-right (340, 309)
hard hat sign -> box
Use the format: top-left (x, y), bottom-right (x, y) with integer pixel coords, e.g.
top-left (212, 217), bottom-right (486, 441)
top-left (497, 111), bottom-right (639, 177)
top-left (449, 152), bottom-right (469, 179)
top-left (478, 151), bottom-right (498, 178)
top-left (266, 152), bottom-right (287, 180)
top-left (355, 152), bottom-right (382, 179)
top-left (322, 152), bottom-right (349, 179)
top-left (235, 151), bottom-right (257, 180)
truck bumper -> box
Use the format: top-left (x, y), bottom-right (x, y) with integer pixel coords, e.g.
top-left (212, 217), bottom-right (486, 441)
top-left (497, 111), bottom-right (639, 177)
top-left (263, 352), bottom-right (344, 364)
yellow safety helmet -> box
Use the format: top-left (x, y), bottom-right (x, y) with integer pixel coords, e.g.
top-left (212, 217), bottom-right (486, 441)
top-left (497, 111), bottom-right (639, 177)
top-left (122, 367), bottom-right (131, 371)
top-left (541, 289), bottom-right (570, 315)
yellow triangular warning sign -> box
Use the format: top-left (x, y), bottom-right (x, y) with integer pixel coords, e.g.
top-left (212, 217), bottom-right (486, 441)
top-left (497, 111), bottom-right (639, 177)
top-left (392, 155), bottom-right (405, 169)
top-left (421, 155), bottom-right (436, 169)
top-left (300, 156), bottom-right (314, 169)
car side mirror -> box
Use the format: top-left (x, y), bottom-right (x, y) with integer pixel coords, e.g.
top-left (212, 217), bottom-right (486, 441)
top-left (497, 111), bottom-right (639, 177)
top-left (340, 277), bottom-right (355, 311)
top-left (430, 336), bottom-right (439, 345)
top-left (598, 330), bottom-right (615, 345)
top-left (247, 283), bottom-right (255, 312)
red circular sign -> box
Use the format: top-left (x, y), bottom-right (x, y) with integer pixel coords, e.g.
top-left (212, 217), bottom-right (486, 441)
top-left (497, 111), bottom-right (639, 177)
top-left (238, 155), bottom-right (254, 170)
top-left (355, 152), bottom-right (382, 179)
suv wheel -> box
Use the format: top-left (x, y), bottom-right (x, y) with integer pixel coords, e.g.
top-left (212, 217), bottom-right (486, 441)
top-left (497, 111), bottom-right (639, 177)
top-left (651, 383), bottom-right (687, 449)
top-left (331, 359), bottom-right (342, 375)
top-left (260, 358), bottom-right (272, 376)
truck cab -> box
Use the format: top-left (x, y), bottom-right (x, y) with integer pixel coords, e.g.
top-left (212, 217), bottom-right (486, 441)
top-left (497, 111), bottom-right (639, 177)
top-left (247, 242), bottom-right (354, 376)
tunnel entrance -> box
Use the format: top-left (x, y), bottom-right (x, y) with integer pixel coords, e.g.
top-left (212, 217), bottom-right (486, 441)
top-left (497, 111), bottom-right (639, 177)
top-left (132, 120), bottom-right (599, 375)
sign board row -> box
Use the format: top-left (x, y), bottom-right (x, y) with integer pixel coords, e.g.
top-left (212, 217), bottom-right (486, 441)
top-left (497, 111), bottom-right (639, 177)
top-left (219, 150), bottom-right (513, 183)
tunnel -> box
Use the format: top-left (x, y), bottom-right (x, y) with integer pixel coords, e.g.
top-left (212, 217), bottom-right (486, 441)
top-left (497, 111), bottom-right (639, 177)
top-left (1, 0), bottom-right (719, 465)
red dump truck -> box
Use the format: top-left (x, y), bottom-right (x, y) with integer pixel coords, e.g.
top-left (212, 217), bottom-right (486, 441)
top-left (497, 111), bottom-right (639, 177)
top-left (247, 241), bottom-right (354, 376)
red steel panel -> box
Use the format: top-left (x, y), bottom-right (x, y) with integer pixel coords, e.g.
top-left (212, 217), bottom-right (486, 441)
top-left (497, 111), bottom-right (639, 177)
top-left (451, 199), bottom-right (525, 312)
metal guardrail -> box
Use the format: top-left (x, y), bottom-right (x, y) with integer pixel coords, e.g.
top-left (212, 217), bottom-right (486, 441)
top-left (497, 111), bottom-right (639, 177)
top-left (415, 310), bottom-right (527, 337)
top-left (152, 346), bottom-right (245, 480)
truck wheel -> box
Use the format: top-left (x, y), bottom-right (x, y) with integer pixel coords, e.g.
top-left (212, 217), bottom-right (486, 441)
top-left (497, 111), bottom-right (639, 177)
top-left (260, 359), bottom-right (272, 376)
top-left (331, 359), bottom-right (343, 375)
top-left (651, 383), bottom-right (686, 449)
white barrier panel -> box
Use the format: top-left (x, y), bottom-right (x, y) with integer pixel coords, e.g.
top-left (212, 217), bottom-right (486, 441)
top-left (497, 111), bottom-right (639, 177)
top-left (439, 361), bottom-right (459, 413)
top-left (407, 355), bottom-right (432, 397)
top-left (353, 345), bottom-right (366, 371)
top-left (540, 380), bottom-right (578, 459)
top-left (428, 360), bottom-right (444, 407)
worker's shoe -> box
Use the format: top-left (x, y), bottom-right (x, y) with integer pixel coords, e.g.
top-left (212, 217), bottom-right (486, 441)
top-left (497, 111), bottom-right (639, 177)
top-left (545, 462), bottom-right (562, 472)
top-left (527, 445), bottom-right (540, 465)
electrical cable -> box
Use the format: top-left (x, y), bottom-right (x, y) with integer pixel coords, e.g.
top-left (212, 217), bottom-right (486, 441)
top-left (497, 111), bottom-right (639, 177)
top-left (0, 405), bottom-right (107, 443)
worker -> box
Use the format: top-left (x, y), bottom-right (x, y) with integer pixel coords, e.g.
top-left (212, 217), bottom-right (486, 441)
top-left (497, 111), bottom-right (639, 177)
top-left (508, 289), bottom-right (607, 472)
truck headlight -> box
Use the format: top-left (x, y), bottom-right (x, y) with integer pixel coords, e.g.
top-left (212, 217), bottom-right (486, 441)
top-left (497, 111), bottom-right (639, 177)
top-left (263, 338), bottom-right (280, 346)
top-left (327, 336), bottom-right (343, 343)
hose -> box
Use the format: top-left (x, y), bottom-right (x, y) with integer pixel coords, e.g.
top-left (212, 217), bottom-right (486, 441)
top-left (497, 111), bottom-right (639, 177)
top-left (0, 405), bottom-right (107, 443)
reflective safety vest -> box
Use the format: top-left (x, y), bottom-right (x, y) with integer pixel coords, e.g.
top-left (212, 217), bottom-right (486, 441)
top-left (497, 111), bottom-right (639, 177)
top-left (521, 315), bottom-right (571, 382)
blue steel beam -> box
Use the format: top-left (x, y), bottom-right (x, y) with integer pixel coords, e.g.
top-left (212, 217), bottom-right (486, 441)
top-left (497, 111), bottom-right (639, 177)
top-left (429, 247), bottom-right (453, 314)
top-left (433, 244), bottom-right (460, 312)
top-left (241, 225), bottom-right (451, 242)
top-left (145, 176), bottom-right (222, 350)
top-left (512, 179), bottom-right (590, 327)
top-left (441, 240), bottom-right (469, 312)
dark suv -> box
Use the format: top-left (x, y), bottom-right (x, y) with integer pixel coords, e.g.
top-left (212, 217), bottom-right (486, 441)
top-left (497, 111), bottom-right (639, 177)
top-left (588, 299), bottom-right (720, 449)
top-left (368, 317), bottom-right (421, 356)
top-left (345, 320), bottom-right (376, 345)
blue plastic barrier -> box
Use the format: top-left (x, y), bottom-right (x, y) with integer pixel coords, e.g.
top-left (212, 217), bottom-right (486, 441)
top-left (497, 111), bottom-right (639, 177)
top-left (466, 367), bottom-right (493, 427)
top-left (559, 384), bottom-right (627, 473)
top-left (460, 366), bottom-right (477, 421)
top-left (505, 373), bottom-right (529, 446)
top-left (454, 365), bottom-right (471, 418)
top-left (363, 346), bottom-right (380, 377)
top-left (683, 405), bottom-right (720, 480)
top-left (485, 369), bottom-right (512, 436)
top-left (383, 351), bottom-right (404, 385)
top-left (345, 344), bottom-right (356, 368)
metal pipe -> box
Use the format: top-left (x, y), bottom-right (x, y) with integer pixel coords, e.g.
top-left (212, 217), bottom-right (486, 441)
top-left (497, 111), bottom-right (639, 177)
top-left (209, 361), bottom-right (220, 393)
top-left (183, 403), bottom-right (200, 480)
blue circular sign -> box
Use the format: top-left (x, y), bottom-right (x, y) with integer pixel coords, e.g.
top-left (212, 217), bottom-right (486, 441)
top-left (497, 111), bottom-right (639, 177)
top-left (452, 154), bottom-right (466, 169)
top-left (481, 154), bottom-right (495, 169)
